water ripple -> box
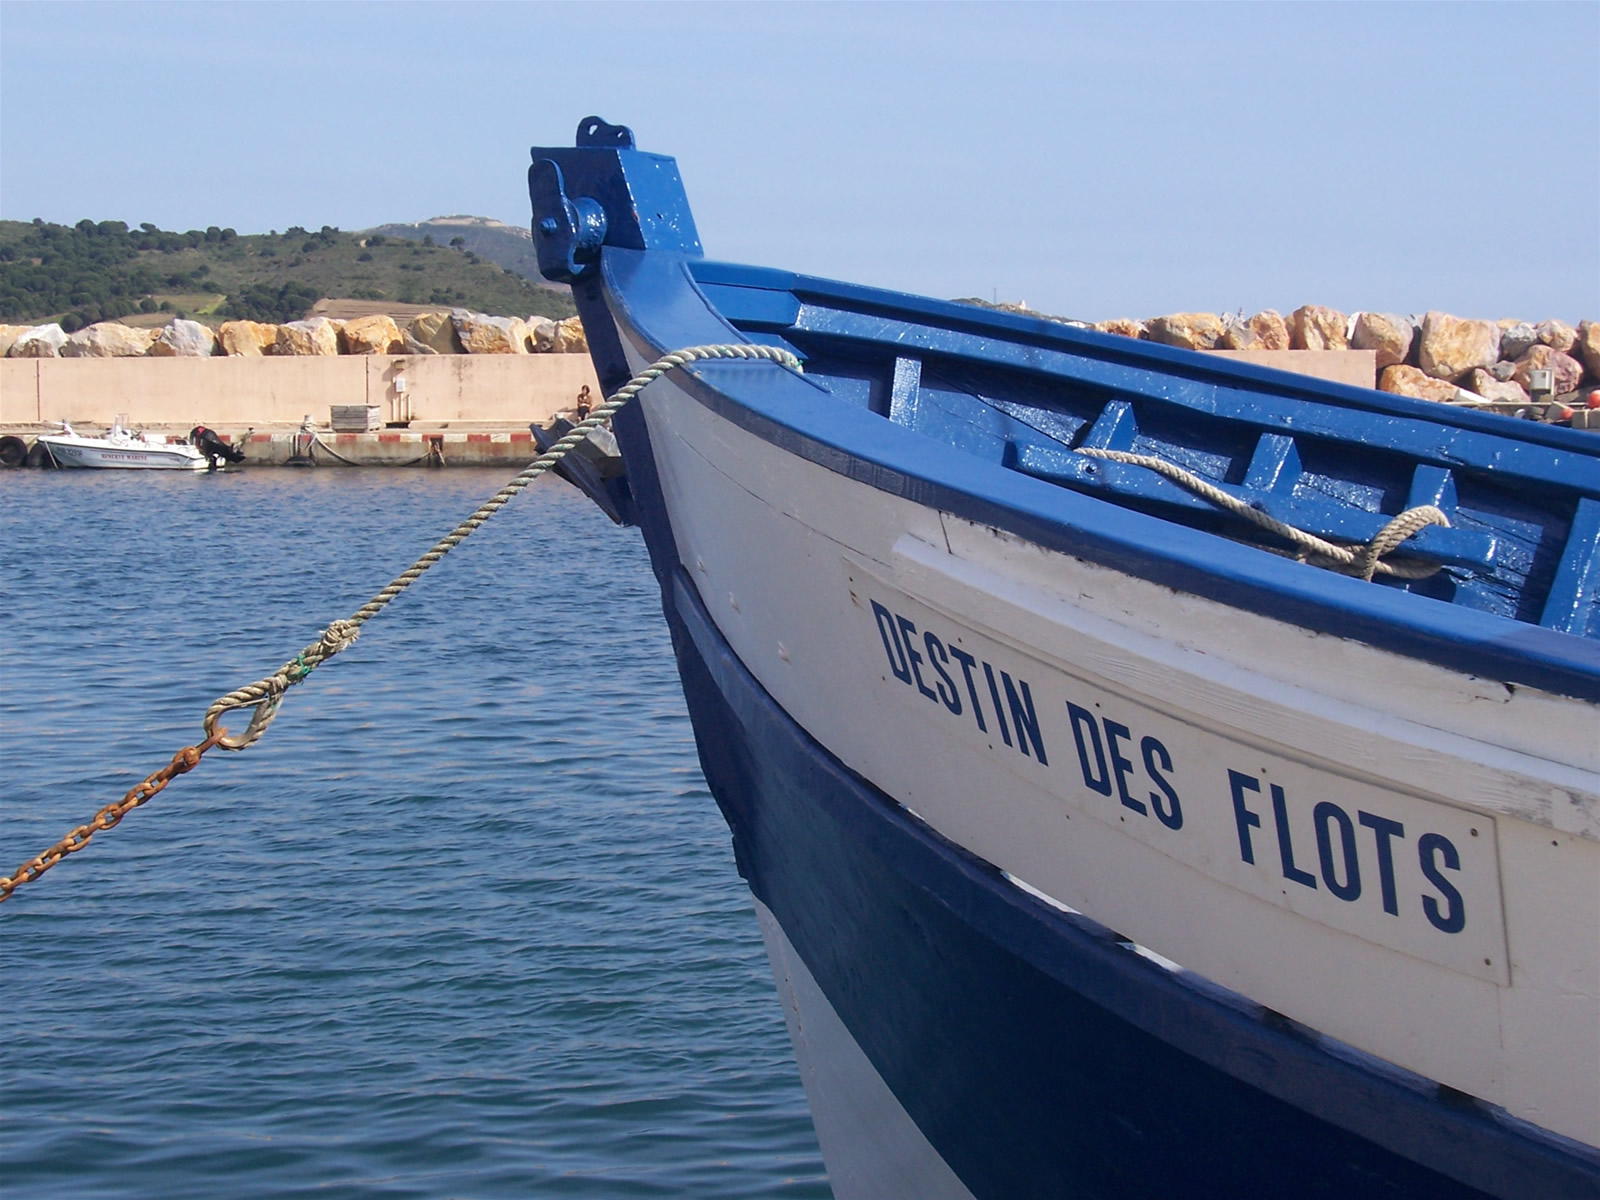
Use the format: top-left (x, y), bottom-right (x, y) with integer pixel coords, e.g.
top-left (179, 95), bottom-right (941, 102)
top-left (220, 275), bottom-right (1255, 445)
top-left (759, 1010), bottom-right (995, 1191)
top-left (1, 469), bottom-right (829, 1198)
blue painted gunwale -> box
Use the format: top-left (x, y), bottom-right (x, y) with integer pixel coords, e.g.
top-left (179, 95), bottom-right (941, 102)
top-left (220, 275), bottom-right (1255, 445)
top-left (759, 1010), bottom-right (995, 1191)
top-left (591, 246), bottom-right (1600, 703)
top-left (665, 559), bottom-right (1600, 1200)
top-left (692, 256), bottom-right (1599, 456)
top-left (692, 261), bottom-right (1597, 498)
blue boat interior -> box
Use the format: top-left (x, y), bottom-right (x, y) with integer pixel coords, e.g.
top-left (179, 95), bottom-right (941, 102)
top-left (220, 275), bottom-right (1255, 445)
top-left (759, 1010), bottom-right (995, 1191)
top-left (689, 259), bottom-right (1600, 641)
top-left (528, 118), bottom-right (1600, 693)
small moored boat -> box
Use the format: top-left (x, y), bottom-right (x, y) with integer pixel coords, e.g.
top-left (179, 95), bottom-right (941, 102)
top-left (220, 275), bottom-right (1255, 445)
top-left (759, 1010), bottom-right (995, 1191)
top-left (528, 118), bottom-right (1599, 1199)
top-left (34, 420), bottom-right (242, 471)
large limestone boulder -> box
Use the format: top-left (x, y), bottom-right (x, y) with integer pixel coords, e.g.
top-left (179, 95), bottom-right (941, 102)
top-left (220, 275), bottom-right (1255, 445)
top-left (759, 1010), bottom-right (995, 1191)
top-left (1511, 343), bottom-right (1584, 395)
top-left (555, 315), bottom-right (587, 353)
top-left (61, 322), bottom-right (160, 358)
top-left (1465, 368), bottom-right (1529, 405)
top-left (340, 314), bottom-right (404, 354)
top-left (1241, 310), bottom-right (1290, 351)
top-left (148, 319), bottom-right (218, 357)
top-left (405, 310), bottom-right (462, 355)
top-left (451, 309), bottom-right (527, 354)
top-left (10, 323), bottom-right (68, 357)
top-left (1094, 318), bottom-right (1147, 340)
top-left (529, 318), bottom-right (560, 352)
top-left (529, 316), bottom-right (589, 353)
top-left (1379, 364), bottom-right (1461, 403)
top-left (0, 324), bottom-right (33, 355)
top-left (1219, 314), bottom-right (1263, 351)
top-left (1290, 305), bottom-right (1349, 351)
top-left (1536, 319), bottom-right (1579, 355)
top-left (218, 320), bottom-right (279, 356)
top-left (1498, 322), bottom-right (1538, 361)
top-left (113, 324), bottom-right (163, 356)
top-left (1350, 312), bottom-right (1414, 370)
top-left (274, 317), bottom-right (341, 356)
top-left (1146, 312), bottom-right (1224, 351)
top-left (1577, 320), bottom-right (1600, 379)
top-left (1417, 311), bottom-right (1500, 380)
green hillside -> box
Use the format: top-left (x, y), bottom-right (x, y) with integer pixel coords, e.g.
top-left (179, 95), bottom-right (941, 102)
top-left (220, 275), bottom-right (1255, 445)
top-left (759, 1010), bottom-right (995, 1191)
top-left (0, 218), bottom-right (575, 330)
top-left (368, 216), bottom-right (546, 282)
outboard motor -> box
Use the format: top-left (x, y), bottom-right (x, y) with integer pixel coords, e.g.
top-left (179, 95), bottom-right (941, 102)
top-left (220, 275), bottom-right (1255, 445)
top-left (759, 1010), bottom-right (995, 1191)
top-left (189, 425), bottom-right (245, 470)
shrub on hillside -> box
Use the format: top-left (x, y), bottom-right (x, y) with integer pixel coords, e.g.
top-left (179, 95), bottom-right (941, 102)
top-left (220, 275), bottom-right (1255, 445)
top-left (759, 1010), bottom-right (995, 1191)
top-left (222, 281), bottom-right (320, 323)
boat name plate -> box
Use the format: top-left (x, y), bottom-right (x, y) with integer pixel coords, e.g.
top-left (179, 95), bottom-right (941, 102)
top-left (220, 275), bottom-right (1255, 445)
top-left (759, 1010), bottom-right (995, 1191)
top-left (844, 562), bottom-right (1511, 985)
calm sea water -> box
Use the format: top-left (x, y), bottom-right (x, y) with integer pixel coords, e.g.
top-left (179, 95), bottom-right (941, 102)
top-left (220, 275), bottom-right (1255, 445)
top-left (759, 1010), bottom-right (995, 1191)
top-left (1, 468), bottom-right (831, 1198)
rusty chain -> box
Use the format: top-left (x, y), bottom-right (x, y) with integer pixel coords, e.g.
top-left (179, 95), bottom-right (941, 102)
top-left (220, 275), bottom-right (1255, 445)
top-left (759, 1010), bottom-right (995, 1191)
top-left (0, 730), bottom-right (227, 903)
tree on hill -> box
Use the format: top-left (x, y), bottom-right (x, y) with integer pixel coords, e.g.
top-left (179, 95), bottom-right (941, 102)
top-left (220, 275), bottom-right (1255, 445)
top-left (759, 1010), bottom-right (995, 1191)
top-left (0, 218), bottom-right (157, 321)
top-left (221, 281), bottom-right (320, 323)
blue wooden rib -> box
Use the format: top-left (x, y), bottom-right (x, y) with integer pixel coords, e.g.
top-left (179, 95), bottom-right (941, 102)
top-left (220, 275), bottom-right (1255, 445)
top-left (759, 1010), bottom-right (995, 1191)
top-left (1541, 498), bottom-right (1600, 636)
top-left (888, 356), bottom-right (923, 427)
top-left (1244, 433), bottom-right (1302, 496)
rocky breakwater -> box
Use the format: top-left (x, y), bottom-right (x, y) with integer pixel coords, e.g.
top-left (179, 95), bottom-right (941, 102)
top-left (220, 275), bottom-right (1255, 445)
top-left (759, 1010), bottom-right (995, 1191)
top-left (1091, 305), bottom-right (1600, 428)
top-left (0, 309), bottom-right (590, 360)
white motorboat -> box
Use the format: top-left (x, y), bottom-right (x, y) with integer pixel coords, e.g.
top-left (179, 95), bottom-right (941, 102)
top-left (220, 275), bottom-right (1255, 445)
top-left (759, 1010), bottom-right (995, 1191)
top-left (34, 420), bottom-right (217, 471)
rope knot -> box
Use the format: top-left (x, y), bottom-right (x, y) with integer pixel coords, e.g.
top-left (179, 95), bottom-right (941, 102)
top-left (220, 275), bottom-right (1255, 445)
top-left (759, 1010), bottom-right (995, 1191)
top-left (1344, 505), bottom-right (1450, 581)
top-left (204, 620), bottom-right (366, 750)
top-left (287, 621), bottom-right (361, 681)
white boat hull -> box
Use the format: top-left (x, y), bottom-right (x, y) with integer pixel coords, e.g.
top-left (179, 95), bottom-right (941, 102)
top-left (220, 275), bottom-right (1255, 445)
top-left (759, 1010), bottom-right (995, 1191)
top-left (36, 433), bottom-right (209, 470)
top-left (636, 364), bottom-right (1600, 1154)
top-left (755, 899), bottom-right (976, 1200)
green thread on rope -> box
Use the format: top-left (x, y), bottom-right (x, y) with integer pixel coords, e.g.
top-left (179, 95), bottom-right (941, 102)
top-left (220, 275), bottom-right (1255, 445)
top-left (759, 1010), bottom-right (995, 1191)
top-left (203, 342), bottom-right (803, 751)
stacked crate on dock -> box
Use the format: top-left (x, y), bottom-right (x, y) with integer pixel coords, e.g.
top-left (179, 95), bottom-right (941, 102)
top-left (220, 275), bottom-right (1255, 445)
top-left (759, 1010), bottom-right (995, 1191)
top-left (329, 405), bottom-right (382, 433)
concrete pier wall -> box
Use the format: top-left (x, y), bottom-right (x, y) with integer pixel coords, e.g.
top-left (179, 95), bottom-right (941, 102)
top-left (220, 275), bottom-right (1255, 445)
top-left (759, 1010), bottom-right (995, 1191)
top-left (245, 429), bottom-right (546, 466)
top-left (0, 353), bottom-right (601, 429)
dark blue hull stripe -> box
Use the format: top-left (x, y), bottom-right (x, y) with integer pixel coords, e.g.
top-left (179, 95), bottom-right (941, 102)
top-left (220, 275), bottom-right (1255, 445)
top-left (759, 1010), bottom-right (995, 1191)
top-left (662, 568), bottom-right (1600, 1200)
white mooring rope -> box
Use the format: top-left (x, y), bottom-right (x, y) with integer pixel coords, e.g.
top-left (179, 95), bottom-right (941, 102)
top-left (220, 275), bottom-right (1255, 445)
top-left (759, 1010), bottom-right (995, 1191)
top-left (1074, 447), bottom-right (1450, 581)
top-left (204, 343), bottom-right (803, 750)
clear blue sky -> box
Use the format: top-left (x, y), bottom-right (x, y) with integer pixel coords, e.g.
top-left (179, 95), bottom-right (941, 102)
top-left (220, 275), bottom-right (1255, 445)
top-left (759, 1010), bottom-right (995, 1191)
top-left (2, 1), bottom-right (1595, 322)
